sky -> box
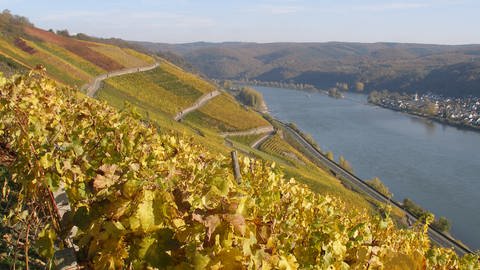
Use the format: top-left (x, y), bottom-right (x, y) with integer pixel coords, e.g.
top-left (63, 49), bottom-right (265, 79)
top-left (2, 0), bottom-right (480, 44)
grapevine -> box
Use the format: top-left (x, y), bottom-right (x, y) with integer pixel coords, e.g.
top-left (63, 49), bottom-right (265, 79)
top-left (0, 69), bottom-right (478, 269)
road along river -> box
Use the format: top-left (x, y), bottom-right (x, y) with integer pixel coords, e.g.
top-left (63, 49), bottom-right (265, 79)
top-left (254, 86), bottom-right (480, 250)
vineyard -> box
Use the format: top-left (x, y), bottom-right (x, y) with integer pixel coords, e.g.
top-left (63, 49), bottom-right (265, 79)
top-left (158, 61), bottom-right (215, 94)
top-left (186, 94), bottom-right (270, 132)
top-left (90, 45), bottom-right (154, 68)
top-left (1, 70), bottom-right (479, 269)
top-left (228, 134), bottom-right (266, 146)
top-left (98, 66), bottom-right (205, 115)
top-left (0, 38), bottom-right (85, 85)
top-left (260, 134), bottom-right (311, 167)
top-left (0, 53), bottom-right (26, 76)
top-left (0, 17), bottom-right (153, 87)
top-left (32, 40), bottom-right (105, 77)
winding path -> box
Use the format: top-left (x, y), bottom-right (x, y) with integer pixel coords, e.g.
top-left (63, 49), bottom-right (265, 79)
top-left (220, 126), bottom-right (274, 138)
top-left (174, 90), bottom-right (221, 121)
top-left (250, 131), bottom-right (275, 149)
top-left (83, 62), bottom-right (159, 97)
top-left (279, 121), bottom-right (473, 256)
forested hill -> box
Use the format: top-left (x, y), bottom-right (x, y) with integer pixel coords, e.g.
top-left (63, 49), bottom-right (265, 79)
top-left (137, 41), bottom-right (480, 97)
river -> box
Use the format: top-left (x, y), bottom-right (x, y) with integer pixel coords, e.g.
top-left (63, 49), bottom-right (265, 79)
top-left (253, 86), bottom-right (480, 250)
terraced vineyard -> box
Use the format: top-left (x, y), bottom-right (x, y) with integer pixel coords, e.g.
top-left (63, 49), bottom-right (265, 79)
top-left (90, 45), bottom-right (155, 68)
top-left (0, 53), bottom-right (26, 76)
top-left (0, 16), bottom-right (153, 86)
top-left (158, 60), bottom-right (215, 94)
top-left (3, 71), bottom-right (478, 269)
top-left (228, 133), bottom-right (266, 146)
top-left (260, 134), bottom-right (311, 166)
top-left (98, 64), bottom-right (205, 115)
top-left (184, 94), bottom-right (270, 132)
top-left (95, 64), bottom-right (232, 155)
top-left (228, 133), bottom-right (370, 209)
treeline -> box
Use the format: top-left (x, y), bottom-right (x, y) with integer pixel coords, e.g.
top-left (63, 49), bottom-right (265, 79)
top-left (0, 9), bottom-right (33, 39)
top-left (236, 87), bottom-right (266, 111)
top-left (237, 79), bottom-right (318, 91)
top-left (403, 198), bottom-right (452, 233)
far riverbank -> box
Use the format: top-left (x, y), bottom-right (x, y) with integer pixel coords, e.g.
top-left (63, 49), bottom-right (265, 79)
top-left (369, 101), bottom-right (480, 133)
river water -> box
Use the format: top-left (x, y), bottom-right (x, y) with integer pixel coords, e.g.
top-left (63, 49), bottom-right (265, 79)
top-left (253, 86), bottom-right (480, 250)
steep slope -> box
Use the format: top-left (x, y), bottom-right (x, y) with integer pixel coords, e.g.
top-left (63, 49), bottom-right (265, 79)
top-left (96, 59), bottom-right (270, 133)
top-left (0, 10), bottom-right (154, 87)
top-left (1, 70), bottom-right (479, 269)
top-left (1, 13), bottom-right (336, 203)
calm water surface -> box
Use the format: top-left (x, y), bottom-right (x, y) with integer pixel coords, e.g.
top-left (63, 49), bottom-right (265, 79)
top-left (254, 86), bottom-right (480, 250)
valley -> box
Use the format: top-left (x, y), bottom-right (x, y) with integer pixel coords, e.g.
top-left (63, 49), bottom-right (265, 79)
top-left (1, 9), bottom-right (479, 269)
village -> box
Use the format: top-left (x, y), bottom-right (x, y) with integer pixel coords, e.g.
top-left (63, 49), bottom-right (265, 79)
top-left (369, 91), bottom-right (480, 129)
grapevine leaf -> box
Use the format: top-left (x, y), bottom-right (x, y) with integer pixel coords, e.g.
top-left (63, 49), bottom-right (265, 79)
top-left (223, 214), bottom-right (246, 236)
top-left (36, 225), bottom-right (56, 259)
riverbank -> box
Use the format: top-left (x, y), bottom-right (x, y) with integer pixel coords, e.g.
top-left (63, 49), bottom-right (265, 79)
top-left (370, 101), bottom-right (480, 133)
top-left (252, 86), bottom-right (480, 250)
top-left (265, 116), bottom-right (472, 255)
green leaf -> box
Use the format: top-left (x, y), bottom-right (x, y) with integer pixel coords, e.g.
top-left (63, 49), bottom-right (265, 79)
top-left (73, 206), bottom-right (91, 230)
top-left (36, 225), bottom-right (56, 259)
top-left (39, 152), bottom-right (54, 169)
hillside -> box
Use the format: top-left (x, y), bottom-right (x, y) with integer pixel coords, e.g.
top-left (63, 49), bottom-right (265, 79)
top-left (92, 54), bottom-right (359, 205)
top-left (2, 69), bottom-right (479, 269)
top-left (0, 11), bottom-right (362, 203)
top-left (2, 11), bottom-right (479, 268)
top-left (0, 10), bottom-right (154, 87)
top-left (0, 12), bottom-right (361, 209)
top-left (138, 41), bottom-right (480, 97)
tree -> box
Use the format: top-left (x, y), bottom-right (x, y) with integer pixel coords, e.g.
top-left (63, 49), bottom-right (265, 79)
top-left (336, 82), bottom-right (349, 91)
top-left (56, 29), bottom-right (70, 37)
top-left (366, 177), bottom-right (392, 198)
top-left (355, 82), bottom-right (365, 92)
top-left (339, 156), bottom-right (353, 173)
top-left (223, 80), bottom-right (232, 90)
top-left (432, 217), bottom-right (451, 233)
top-left (237, 87), bottom-right (265, 110)
top-left (328, 88), bottom-right (343, 99)
top-left (326, 151), bottom-right (334, 161)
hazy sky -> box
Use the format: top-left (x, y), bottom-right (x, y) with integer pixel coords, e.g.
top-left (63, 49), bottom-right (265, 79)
top-left (2, 0), bottom-right (480, 44)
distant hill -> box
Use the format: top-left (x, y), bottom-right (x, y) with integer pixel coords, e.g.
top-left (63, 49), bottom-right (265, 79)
top-left (136, 41), bottom-right (480, 97)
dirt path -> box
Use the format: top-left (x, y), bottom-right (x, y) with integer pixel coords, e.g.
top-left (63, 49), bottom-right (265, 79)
top-left (174, 90), bottom-right (221, 121)
top-left (250, 131), bottom-right (275, 149)
top-left (220, 126), bottom-right (274, 138)
top-left (83, 62), bottom-right (159, 97)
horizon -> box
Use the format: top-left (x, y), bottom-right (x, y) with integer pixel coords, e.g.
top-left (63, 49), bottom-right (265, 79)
top-left (3, 0), bottom-right (480, 45)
